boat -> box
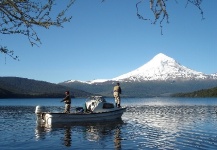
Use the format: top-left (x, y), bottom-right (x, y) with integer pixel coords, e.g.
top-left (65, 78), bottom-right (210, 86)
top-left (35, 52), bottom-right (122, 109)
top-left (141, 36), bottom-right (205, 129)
top-left (35, 96), bottom-right (126, 125)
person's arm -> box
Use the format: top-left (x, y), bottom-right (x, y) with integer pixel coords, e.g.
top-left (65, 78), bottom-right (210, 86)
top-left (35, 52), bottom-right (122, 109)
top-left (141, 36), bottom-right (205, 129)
top-left (61, 95), bottom-right (68, 102)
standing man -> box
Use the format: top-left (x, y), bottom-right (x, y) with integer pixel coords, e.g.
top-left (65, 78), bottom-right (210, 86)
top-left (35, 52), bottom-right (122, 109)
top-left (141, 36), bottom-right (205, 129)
top-left (61, 91), bottom-right (71, 113)
top-left (113, 82), bottom-right (122, 108)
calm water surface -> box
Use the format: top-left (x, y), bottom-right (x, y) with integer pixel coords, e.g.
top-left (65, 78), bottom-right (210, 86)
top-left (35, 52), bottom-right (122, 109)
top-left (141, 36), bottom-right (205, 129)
top-left (0, 97), bottom-right (217, 150)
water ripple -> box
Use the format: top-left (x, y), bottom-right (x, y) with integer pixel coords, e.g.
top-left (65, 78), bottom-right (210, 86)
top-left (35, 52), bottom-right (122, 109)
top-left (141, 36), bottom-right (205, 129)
top-left (122, 105), bottom-right (217, 149)
top-left (1, 105), bottom-right (217, 149)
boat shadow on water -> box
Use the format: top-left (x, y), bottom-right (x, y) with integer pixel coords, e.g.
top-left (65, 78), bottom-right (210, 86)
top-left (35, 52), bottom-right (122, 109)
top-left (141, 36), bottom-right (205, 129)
top-left (35, 119), bottom-right (124, 148)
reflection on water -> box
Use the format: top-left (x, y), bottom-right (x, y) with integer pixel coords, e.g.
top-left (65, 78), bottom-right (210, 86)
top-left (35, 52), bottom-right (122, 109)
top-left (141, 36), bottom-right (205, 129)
top-left (34, 105), bottom-right (217, 149)
top-left (123, 105), bottom-right (217, 149)
top-left (114, 126), bottom-right (122, 149)
top-left (35, 124), bottom-right (72, 146)
top-left (35, 120), bottom-right (124, 149)
top-left (1, 101), bottom-right (217, 149)
top-left (63, 126), bottom-right (71, 147)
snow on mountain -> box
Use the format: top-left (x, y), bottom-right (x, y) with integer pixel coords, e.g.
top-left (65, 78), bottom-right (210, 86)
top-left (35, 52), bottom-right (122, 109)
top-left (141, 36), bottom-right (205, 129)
top-left (211, 73), bottom-right (217, 79)
top-left (112, 53), bottom-right (209, 81)
top-left (64, 79), bottom-right (110, 84)
top-left (64, 53), bottom-right (215, 84)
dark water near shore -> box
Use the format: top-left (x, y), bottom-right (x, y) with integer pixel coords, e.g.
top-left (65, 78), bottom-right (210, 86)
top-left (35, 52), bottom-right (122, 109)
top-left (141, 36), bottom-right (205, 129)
top-left (0, 97), bottom-right (217, 150)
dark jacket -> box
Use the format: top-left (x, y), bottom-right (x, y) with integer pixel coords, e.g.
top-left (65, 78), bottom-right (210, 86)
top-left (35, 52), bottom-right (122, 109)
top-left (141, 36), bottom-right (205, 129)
top-left (62, 95), bottom-right (71, 104)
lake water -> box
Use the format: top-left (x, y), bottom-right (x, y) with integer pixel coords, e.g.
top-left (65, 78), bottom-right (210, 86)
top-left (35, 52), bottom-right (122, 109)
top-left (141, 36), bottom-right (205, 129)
top-left (1, 97), bottom-right (217, 150)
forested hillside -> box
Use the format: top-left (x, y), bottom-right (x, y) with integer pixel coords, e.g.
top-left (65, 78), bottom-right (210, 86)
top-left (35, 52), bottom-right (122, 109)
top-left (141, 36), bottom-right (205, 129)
top-left (1, 77), bottom-right (217, 98)
top-left (171, 86), bottom-right (217, 97)
top-left (0, 77), bottom-right (92, 98)
top-left (60, 80), bottom-right (217, 97)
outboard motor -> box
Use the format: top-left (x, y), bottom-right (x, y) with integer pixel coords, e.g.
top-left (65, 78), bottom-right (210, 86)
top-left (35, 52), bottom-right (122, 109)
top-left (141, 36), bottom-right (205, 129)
top-left (35, 105), bottom-right (46, 123)
top-left (35, 105), bottom-right (47, 114)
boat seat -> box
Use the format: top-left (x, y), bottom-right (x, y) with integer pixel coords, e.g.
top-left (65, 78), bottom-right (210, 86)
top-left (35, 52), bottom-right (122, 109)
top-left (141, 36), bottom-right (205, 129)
top-left (103, 103), bottom-right (114, 109)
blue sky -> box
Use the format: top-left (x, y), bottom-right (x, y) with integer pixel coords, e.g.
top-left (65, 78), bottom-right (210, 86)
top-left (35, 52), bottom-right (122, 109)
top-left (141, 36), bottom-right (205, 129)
top-left (1, 0), bottom-right (217, 83)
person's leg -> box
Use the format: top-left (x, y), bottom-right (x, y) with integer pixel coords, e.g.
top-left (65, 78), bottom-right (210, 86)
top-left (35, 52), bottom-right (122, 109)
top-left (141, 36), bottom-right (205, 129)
top-left (114, 92), bottom-right (118, 107)
top-left (66, 104), bottom-right (70, 113)
top-left (64, 104), bottom-right (67, 113)
top-left (119, 97), bottom-right (121, 107)
top-left (117, 96), bottom-right (121, 107)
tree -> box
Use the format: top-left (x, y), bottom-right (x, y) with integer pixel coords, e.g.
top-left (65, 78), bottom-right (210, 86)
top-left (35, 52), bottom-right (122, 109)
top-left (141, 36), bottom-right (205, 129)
top-left (1, 0), bottom-right (203, 60)
top-left (0, 0), bottom-right (74, 60)
top-left (135, 0), bottom-right (204, 34)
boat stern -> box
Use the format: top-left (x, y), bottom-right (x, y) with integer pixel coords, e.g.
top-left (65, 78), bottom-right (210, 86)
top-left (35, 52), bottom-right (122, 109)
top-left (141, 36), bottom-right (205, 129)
top-left (35, 105), bottom-right (48, 124)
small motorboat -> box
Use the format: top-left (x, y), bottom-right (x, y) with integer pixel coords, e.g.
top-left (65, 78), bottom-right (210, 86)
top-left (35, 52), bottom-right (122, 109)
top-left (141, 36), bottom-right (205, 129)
top-left (35, 96), bottom-right (126, 125)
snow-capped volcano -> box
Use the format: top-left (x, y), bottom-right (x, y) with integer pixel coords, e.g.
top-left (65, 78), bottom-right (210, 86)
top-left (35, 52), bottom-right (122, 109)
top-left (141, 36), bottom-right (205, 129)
top-left (63, 53), bottom-right (216, 84)
top-left (112, 53), bottom-right (208, 81)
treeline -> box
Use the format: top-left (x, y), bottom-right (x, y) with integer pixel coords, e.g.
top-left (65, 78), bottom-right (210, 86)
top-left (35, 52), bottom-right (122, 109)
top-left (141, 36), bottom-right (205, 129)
top-left (59, 80), bottom-right (217, 97)
top-left (0, 77), bottom-right (92, 98)
top-left (1, 77), bottom-right (217, 98)
top-left (171, 86), bottom-right (217, 97)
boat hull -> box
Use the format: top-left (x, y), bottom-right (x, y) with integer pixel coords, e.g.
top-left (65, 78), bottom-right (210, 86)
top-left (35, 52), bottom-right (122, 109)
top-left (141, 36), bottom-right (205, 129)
top-left (37, 107), bottom-right (126, 125)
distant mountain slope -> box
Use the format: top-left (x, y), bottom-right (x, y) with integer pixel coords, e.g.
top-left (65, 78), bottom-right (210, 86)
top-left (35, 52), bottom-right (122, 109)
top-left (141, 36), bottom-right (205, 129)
top-left (59, 80), bottom-right (217, 97)
top-left (0, 77), bottom-right (92, 98)
top-left (63, 53), bottom-right (216, 85)
top-left (113, 53), bottom-right (209, 81)
top-left (172, 86), bottom-right (217, 97)
top-left (60, 53), bottom-right (217, 97)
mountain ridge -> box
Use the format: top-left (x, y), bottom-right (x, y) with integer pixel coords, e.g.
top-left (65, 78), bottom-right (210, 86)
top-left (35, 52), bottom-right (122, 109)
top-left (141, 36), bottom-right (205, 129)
top-left (113, 53), bottom-right (209, 81)
top-left (2, 53), bottom-right (215, 98)
top-left (0, 77), bottom-right (92, 98)
top-left (63, 53), bottom-right (216, 84)
top-left (59, 53), bottom-right (217, 97)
